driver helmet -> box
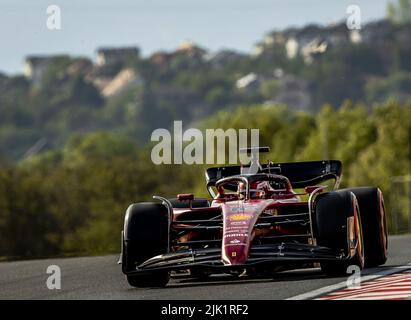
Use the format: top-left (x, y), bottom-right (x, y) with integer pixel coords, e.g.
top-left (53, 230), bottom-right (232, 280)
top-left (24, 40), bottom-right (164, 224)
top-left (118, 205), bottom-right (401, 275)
top-left (250, 181), bottom-right (270, 199)
top-left (238, 181), bottom-right (273, 199)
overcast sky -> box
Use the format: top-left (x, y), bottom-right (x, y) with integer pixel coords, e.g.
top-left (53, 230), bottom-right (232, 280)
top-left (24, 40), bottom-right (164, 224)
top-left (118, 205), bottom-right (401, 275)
top-left (0, 0), bottom-right (388, 75)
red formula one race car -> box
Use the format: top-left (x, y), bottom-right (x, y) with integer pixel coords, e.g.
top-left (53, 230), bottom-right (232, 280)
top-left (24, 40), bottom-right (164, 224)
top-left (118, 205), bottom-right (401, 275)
top-left (119, 147), bottom-right (388, 287)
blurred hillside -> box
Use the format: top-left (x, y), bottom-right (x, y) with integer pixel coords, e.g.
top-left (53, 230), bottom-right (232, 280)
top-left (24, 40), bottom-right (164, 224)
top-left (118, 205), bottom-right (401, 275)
top-left (2, 17), bottom-right (411, 161)
top-left (0, 101), bottom-right (410, 259)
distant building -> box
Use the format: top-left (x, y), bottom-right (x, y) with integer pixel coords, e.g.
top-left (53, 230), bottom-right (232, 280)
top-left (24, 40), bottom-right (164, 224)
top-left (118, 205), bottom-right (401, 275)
top-left (66, 58), bottom-right (93, 76)
top-left (101, 68), bottom-right (144, 97)
top-left (24, 55), bottom-right (68, 84)
top-left (254, 30), bottom-right (293, 56)
top-left (259, 22), bottom-right (356, 63)
top-left (285, 24), bottom-right (332, 63)
top-left (175, 41), bottom-right (207, 59)
top-left (86, 62), bottom-right (123, 92)
top-left (149, 51), bottom-right (172, 71)
top-left (350, 30), bottom-right (362, 44)
top-left (204, 50), bottom-right (247, 68)
top-left (265, 31), bottom-right (287, 46)
top-left (252, 43), bottom-right (265, 56)
top-left (301, 38), bottom-right (328, 64)
top-left (236, 73), bottom-right (260, 90)
top-left (285, 38), bottom-right (299, 59)
top-left (149, 42), bottom-right (207, 71)
top-left (96, 47), bottom-right (140, 66)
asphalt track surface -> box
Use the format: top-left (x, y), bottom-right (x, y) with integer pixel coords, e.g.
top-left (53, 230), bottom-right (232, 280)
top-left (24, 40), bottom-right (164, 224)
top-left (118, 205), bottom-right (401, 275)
top-left (0, 235), bottom-right (410, 300)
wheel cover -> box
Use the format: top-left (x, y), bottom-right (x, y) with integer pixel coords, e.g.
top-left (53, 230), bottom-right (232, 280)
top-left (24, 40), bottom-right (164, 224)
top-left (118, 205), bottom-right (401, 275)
top-left (354, 201), bottom-right (365, 269)
top-left (379, 190), bottom-right (388, 257)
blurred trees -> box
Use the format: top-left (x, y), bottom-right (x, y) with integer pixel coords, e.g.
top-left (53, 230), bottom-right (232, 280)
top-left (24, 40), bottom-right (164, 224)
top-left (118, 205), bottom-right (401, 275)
top-left (0, 100), bottom-right (410, 259)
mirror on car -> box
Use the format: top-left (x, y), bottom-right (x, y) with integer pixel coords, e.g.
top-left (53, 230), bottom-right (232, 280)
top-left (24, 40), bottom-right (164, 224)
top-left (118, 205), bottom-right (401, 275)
top-left (177, 193), bottom-right (194, 201)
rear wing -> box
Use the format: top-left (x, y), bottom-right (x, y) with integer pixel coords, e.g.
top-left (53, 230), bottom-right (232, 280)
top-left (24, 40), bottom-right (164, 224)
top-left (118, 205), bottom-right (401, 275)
top-left (205, 160), bottom-right (342, 189)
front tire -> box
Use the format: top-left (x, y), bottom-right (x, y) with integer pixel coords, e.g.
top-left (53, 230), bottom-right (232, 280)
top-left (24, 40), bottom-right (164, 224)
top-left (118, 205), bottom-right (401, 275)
top-left (122, 202), bottom-right (170, 287)
top-left (315, 191), bottom-right (365, 276)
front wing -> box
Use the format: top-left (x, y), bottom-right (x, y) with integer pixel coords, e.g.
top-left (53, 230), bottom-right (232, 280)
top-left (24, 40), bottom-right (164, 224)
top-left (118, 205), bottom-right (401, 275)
top-left (122, 242), bottom-right (347, 275)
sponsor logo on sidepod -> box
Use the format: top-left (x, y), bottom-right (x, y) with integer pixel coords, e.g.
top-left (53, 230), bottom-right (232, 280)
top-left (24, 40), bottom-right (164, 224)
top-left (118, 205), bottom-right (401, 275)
top-left (229, 213), bottom-right (252, 221)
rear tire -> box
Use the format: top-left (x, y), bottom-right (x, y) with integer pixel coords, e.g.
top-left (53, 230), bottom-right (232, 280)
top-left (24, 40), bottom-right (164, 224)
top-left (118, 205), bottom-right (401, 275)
top-left (123, 202), bottom-right (170, 287)
top-left (343, 187), bottom-right (388, 267)
top-left (315, 191), bottom-right (365, 276)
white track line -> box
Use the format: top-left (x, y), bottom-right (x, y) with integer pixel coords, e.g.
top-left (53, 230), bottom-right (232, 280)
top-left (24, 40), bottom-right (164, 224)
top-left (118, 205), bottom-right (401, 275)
top-left (320, 271), bottom-right (411, 300)
top-left (324, 271), bottom-right (411, 296)
top-left (286, 263), bottom-right (411, 300)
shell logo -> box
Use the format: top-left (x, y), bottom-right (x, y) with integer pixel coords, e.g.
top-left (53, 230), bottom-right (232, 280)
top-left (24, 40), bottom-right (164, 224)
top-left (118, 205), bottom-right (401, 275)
top-left (229, 213), bottom-right (252, 221)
